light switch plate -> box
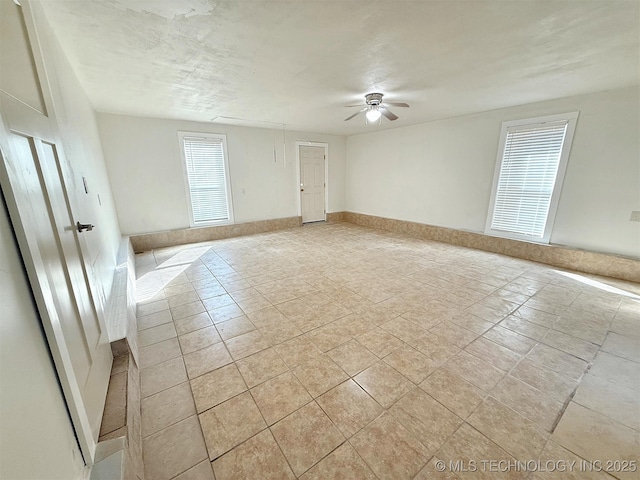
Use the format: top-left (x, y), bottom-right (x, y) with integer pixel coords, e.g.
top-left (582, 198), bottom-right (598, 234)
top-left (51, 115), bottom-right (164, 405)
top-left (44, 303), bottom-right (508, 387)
top-left (630, 211), bottom-right (640, 222)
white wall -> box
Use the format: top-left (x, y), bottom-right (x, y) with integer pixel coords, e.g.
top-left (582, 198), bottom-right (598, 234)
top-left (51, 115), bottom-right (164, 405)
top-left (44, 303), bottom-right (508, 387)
top-left (97, 114), bottom-right (346, 235)
top-left (346, 87), bottom-right (640, 258)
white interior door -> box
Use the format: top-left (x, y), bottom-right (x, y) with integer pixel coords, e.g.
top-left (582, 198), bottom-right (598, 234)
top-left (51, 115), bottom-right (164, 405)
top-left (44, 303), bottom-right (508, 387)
top-left (300, 145), bottom-right (326, 223)
top-left (0, 94), bottom-right (112, 465)
top-left (0, 1), bottom-right (111, 464)
top-left (0, 94), bottom-right (112, 464)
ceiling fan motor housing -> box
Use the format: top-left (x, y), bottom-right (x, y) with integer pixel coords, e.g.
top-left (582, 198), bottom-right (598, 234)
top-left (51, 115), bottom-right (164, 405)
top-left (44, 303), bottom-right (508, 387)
top-left (365, 93), bottom-right (384, 105)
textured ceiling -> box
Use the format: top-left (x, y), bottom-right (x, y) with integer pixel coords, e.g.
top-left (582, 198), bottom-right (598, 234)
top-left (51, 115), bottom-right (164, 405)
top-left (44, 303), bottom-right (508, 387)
top-left (40, 0), bottom-right (640, 135)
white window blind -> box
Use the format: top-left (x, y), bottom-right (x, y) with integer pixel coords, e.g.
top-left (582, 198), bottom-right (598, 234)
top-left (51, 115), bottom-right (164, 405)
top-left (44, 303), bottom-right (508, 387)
top-left (486, 112), bottom-right (578, 244)
top-left (182, 135), bottom-right (231, 224)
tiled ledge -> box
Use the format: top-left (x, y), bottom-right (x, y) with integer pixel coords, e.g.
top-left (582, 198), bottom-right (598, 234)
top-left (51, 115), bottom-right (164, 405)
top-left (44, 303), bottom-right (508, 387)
top-left (96, 237), bottom-right (142, 480)
top-left (337, 211), bottom-right (639, 283)
top-left (97, 343), bottom-right (143, 480)
top-left (130, 216), bottom-right (302, 252)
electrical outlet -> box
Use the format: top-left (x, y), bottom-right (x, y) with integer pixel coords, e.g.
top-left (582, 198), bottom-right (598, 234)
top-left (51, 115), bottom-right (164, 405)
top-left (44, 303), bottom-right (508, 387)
top-left (630, 211), bottom-right (640, 222)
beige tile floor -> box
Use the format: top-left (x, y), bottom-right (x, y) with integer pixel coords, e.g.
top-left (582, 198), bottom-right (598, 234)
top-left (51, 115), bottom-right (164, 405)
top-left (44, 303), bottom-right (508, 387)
top-left (134, 223), bottom-right (640, 480)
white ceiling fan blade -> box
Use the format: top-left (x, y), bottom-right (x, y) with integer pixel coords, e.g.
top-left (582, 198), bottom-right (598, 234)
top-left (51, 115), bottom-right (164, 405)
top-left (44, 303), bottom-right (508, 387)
top-left (380, 106), bottom-right (398, 121)
top-left (344, 107), bottom-right (367, 121)
top-left (382, 102), bottom-right (410, 108)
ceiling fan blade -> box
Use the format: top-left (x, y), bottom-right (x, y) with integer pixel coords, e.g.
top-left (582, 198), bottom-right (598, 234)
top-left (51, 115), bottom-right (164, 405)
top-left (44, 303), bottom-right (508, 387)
top-left (344, 104), bottom-right (366, 107)
top-left (380, 107), bottom-right (398, 121)
top-left (382, 102), bottom-right (410, 108)
top-left (344, 107), bottom-right (367, 121)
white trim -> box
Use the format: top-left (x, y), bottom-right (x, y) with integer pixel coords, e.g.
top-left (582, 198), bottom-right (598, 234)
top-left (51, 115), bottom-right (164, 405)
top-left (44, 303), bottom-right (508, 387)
top-left (295, 141), bottom-right (328, 221)
top-left (485, 111), bottom-right (579, 244)
top-left (177, 131), bottom-right (235, 227)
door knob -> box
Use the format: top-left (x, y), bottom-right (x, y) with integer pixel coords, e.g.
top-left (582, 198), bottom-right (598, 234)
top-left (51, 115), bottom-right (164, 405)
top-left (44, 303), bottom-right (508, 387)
top-left (77, 222), bottom-right (94, 233)
top-left (301, 189), bottom-right (304, 192)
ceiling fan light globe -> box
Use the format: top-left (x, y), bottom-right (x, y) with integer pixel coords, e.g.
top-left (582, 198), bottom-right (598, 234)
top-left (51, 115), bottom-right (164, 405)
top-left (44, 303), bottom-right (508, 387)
top-left (366, 108), bottom-right (382, 122)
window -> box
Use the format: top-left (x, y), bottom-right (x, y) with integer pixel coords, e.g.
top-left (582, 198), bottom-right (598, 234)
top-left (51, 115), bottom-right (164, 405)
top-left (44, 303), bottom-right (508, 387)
top-left (485, 112), bottom-right (578, 243)
top-left (178, 132), bottom-right (234, 226)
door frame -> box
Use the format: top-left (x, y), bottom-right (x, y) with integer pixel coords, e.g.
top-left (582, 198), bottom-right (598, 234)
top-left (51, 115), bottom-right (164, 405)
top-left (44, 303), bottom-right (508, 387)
top-left (295, 141), bottom-right (328, 222)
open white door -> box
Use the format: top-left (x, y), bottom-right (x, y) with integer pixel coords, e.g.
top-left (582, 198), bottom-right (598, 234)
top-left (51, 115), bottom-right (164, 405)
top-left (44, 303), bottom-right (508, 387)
top-left (0, 1), bottom-right (111, 464)
top-left (299, 145), bottom-right (326, 223)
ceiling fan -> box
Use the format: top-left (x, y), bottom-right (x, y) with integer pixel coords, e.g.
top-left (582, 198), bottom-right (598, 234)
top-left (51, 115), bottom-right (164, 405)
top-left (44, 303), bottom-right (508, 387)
top-left (344, 92), bottom-right (410, 123)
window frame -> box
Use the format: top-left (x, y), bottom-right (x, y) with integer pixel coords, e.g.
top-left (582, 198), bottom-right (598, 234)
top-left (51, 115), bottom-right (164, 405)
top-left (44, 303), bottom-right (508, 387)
top-left (178, 131), bottom-right (234, 227)
top-left (485, 111), bottom-right (579, 244)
